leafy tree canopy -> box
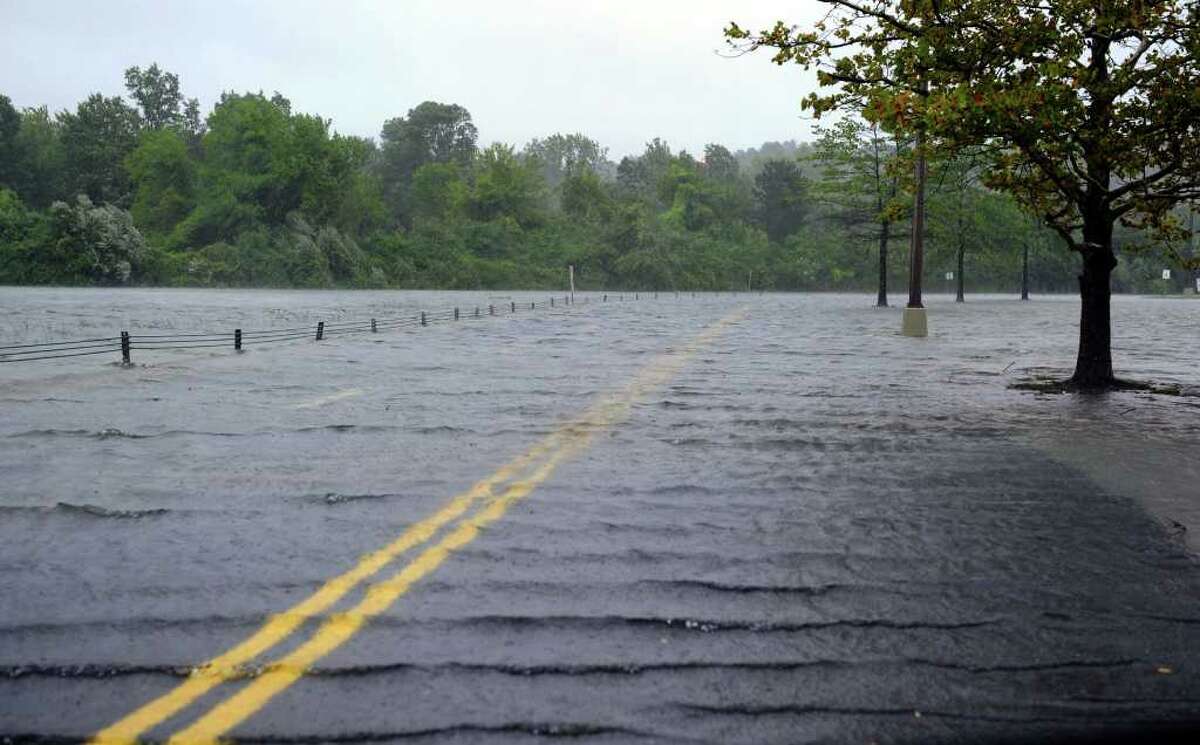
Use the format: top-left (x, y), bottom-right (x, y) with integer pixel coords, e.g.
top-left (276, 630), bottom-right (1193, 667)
top-left (728, 0), bottom-right (1200, 386)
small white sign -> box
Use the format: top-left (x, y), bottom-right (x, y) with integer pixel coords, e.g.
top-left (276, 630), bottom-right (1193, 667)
top-left (945, 272), bottom-right (954, 281)
top-left (1162, 269), bottom-right (1172, 280)
top-left (1195, 277), bottom-right (1200, 293)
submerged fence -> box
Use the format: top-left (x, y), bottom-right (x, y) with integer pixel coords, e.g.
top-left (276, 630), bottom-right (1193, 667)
top-left (0, 292), bottom-right (663, 365)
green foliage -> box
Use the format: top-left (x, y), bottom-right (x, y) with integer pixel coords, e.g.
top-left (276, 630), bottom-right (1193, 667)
top-left (522, 133), bottom-right (609, 188)
top-left (1, 58), bottom-right (1188, 296)
top-left (379, 101), bottom-right (477, 223)
top-left (727, 1), bottom-right (1200, 254)
top-left (0, 95), bottom-right (19, 183)
top-left (126, 128), bottom-right (196, 239)
top-left (6, 107), bottom-right (64, 209)
top-left (813, 119), bottom-right (906, 229)
top-left (40, 195), bottom-right (146, 284)
top-left (702, 144), bottom-right (739, 184)
top-left (754, 160), bottom-right (809, 243)
top-left (468, 144), bottom-right (545, 227)
top-left (59, 94), bottom-right (141, 206)
top-left (560, 169), bottom-right (611, 223)
top-left (408, 162), bottom-right (466, 225)
top-left (124, 63), bottom-right (202, 140)
top-left (0, 188), bottom-right (43, 283)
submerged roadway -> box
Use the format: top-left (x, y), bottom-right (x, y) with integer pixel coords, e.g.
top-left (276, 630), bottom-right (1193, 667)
top-left (1, 294), bottom-right (1198, 744)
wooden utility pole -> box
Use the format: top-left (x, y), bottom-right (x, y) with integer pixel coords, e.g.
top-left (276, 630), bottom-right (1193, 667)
top-left (908, 132), bottom-right (927, 309)
top-left (901, 89), bottom-right (929, 337)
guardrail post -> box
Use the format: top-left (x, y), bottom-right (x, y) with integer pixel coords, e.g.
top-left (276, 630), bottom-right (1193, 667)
top-left (475, 306), bottom-right (480, 318)
top-left (120, 331), bottom-right (130, 365)
top-left (489, 305), bottom-right (495, 316)
top-left (316, 322), bottom-right (324, 341)
top-left (635, 292), bottom-right (639, 300)
top-left (530, 301), bottom-right (535, 310)
top-left (454, 308), bottom-right (460, 321)
top-left (420, 311), bottom-right (427, 326)
top-left (371, 318), bottom-right (377, 333)
top-left (603, 294), bottom-right (607, 302)
top-left (511, 301), bottom-right (516, 313)
top-left (550, 297), bottom-right (554, 307)
top-left (234, 329), bottom-right (242, 351)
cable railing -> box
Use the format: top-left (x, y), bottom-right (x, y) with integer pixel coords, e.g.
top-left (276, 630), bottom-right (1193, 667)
top-left (0, 291), bottom-right (667, 366)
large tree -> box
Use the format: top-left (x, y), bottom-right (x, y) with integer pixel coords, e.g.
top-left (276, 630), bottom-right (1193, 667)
top-left (702, 143), bottom-right (740, 184)
top-left (925, 149), bottom-right (990, 303)
top-left (6, 107), bottom-right (63, 208)
top-left (813, 118), bottom-right (907, 306)
top-left (728, 0), bottom-right (1200, 388)
top-left (379, 101), bottom-right (477, 222)
top-left (0, 95), bottom-right (19, 183)
top-left (58, 94), bottom-right (140, 206)
top-left (754, 159), bottom-right (810, 244)
top-left (616, 138), bottom-right (675, 207)
top-left (522, 133), bottom-right (608, 188)
top-left (124, 63), bottom-right (204, 145)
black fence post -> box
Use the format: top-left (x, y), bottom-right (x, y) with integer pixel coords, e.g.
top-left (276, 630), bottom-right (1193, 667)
top-left (550, 297), bottom-right (554, 307)
top-left (475, 306), bottom-right (480, 318)
top-left (234, 329), bottom-right (242, 351)
top-left (120, 331), bottom-right (130, 365)
top-left (603, 294), bottom-right (607, 302)
top-left (316, 322), bottom-right (324, 341)
top-left (489, 305), bottom-right (495, 315)
top-left (530, 301), bottom-right (535, 310)
top-left (454, 308), bottom-right (460, 321)
top-left (421, 311), bottom-right (427, 326)
top-left (371, 318), bottom-right (377, 333)
top-left (511, 301), bottom-right (516, 313)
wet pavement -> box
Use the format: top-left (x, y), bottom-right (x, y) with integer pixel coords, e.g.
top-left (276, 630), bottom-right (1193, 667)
top-left (1, 290), bottom-right (1198, 744)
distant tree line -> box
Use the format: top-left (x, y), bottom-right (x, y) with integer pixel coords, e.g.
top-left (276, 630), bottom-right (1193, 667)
top-left (0, 64), bottom-right (1191, 293)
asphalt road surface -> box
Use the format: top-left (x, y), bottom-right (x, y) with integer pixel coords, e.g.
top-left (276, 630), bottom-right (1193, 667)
top-left (1, 292), bottom-right (1198, 744)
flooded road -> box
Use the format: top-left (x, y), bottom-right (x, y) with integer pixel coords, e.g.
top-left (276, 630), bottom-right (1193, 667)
top-left (1, 289), bottom-right (1198, 744)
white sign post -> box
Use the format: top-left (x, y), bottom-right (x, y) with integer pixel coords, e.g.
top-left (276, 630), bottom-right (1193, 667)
top-left (568, 264), bottom-right (575, 303)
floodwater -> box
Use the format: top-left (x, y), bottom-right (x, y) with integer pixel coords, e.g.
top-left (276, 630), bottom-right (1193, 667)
top-left (0, 288), bottom-right (1197, 744)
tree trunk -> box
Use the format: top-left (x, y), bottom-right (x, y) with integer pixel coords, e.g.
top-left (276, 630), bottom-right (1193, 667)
top-left (1070, 222), bottom-right (1118, 388)
top-left (955, 239), bottom-right (965, 302)
top-left (1021, 243), bottom-right (1030, 300)
top-left (877, 219), bottom-right (890, 307)
top-left (1190, 207), bottom-right (1198, 295)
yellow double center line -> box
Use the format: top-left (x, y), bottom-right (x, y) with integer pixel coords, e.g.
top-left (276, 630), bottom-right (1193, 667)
top-left (91, 308), bottom-right (746, 745)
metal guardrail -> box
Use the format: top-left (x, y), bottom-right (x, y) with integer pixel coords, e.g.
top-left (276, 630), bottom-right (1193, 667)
top-left (0, 292), bottom-right (666, 366)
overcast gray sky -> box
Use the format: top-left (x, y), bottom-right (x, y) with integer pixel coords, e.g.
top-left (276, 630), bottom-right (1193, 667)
top-left (1, 0), bottom-right (827, 158)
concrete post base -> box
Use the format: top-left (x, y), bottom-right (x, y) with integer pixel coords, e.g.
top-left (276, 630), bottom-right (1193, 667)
top-left (901, 307), bottom-right (928, 337)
